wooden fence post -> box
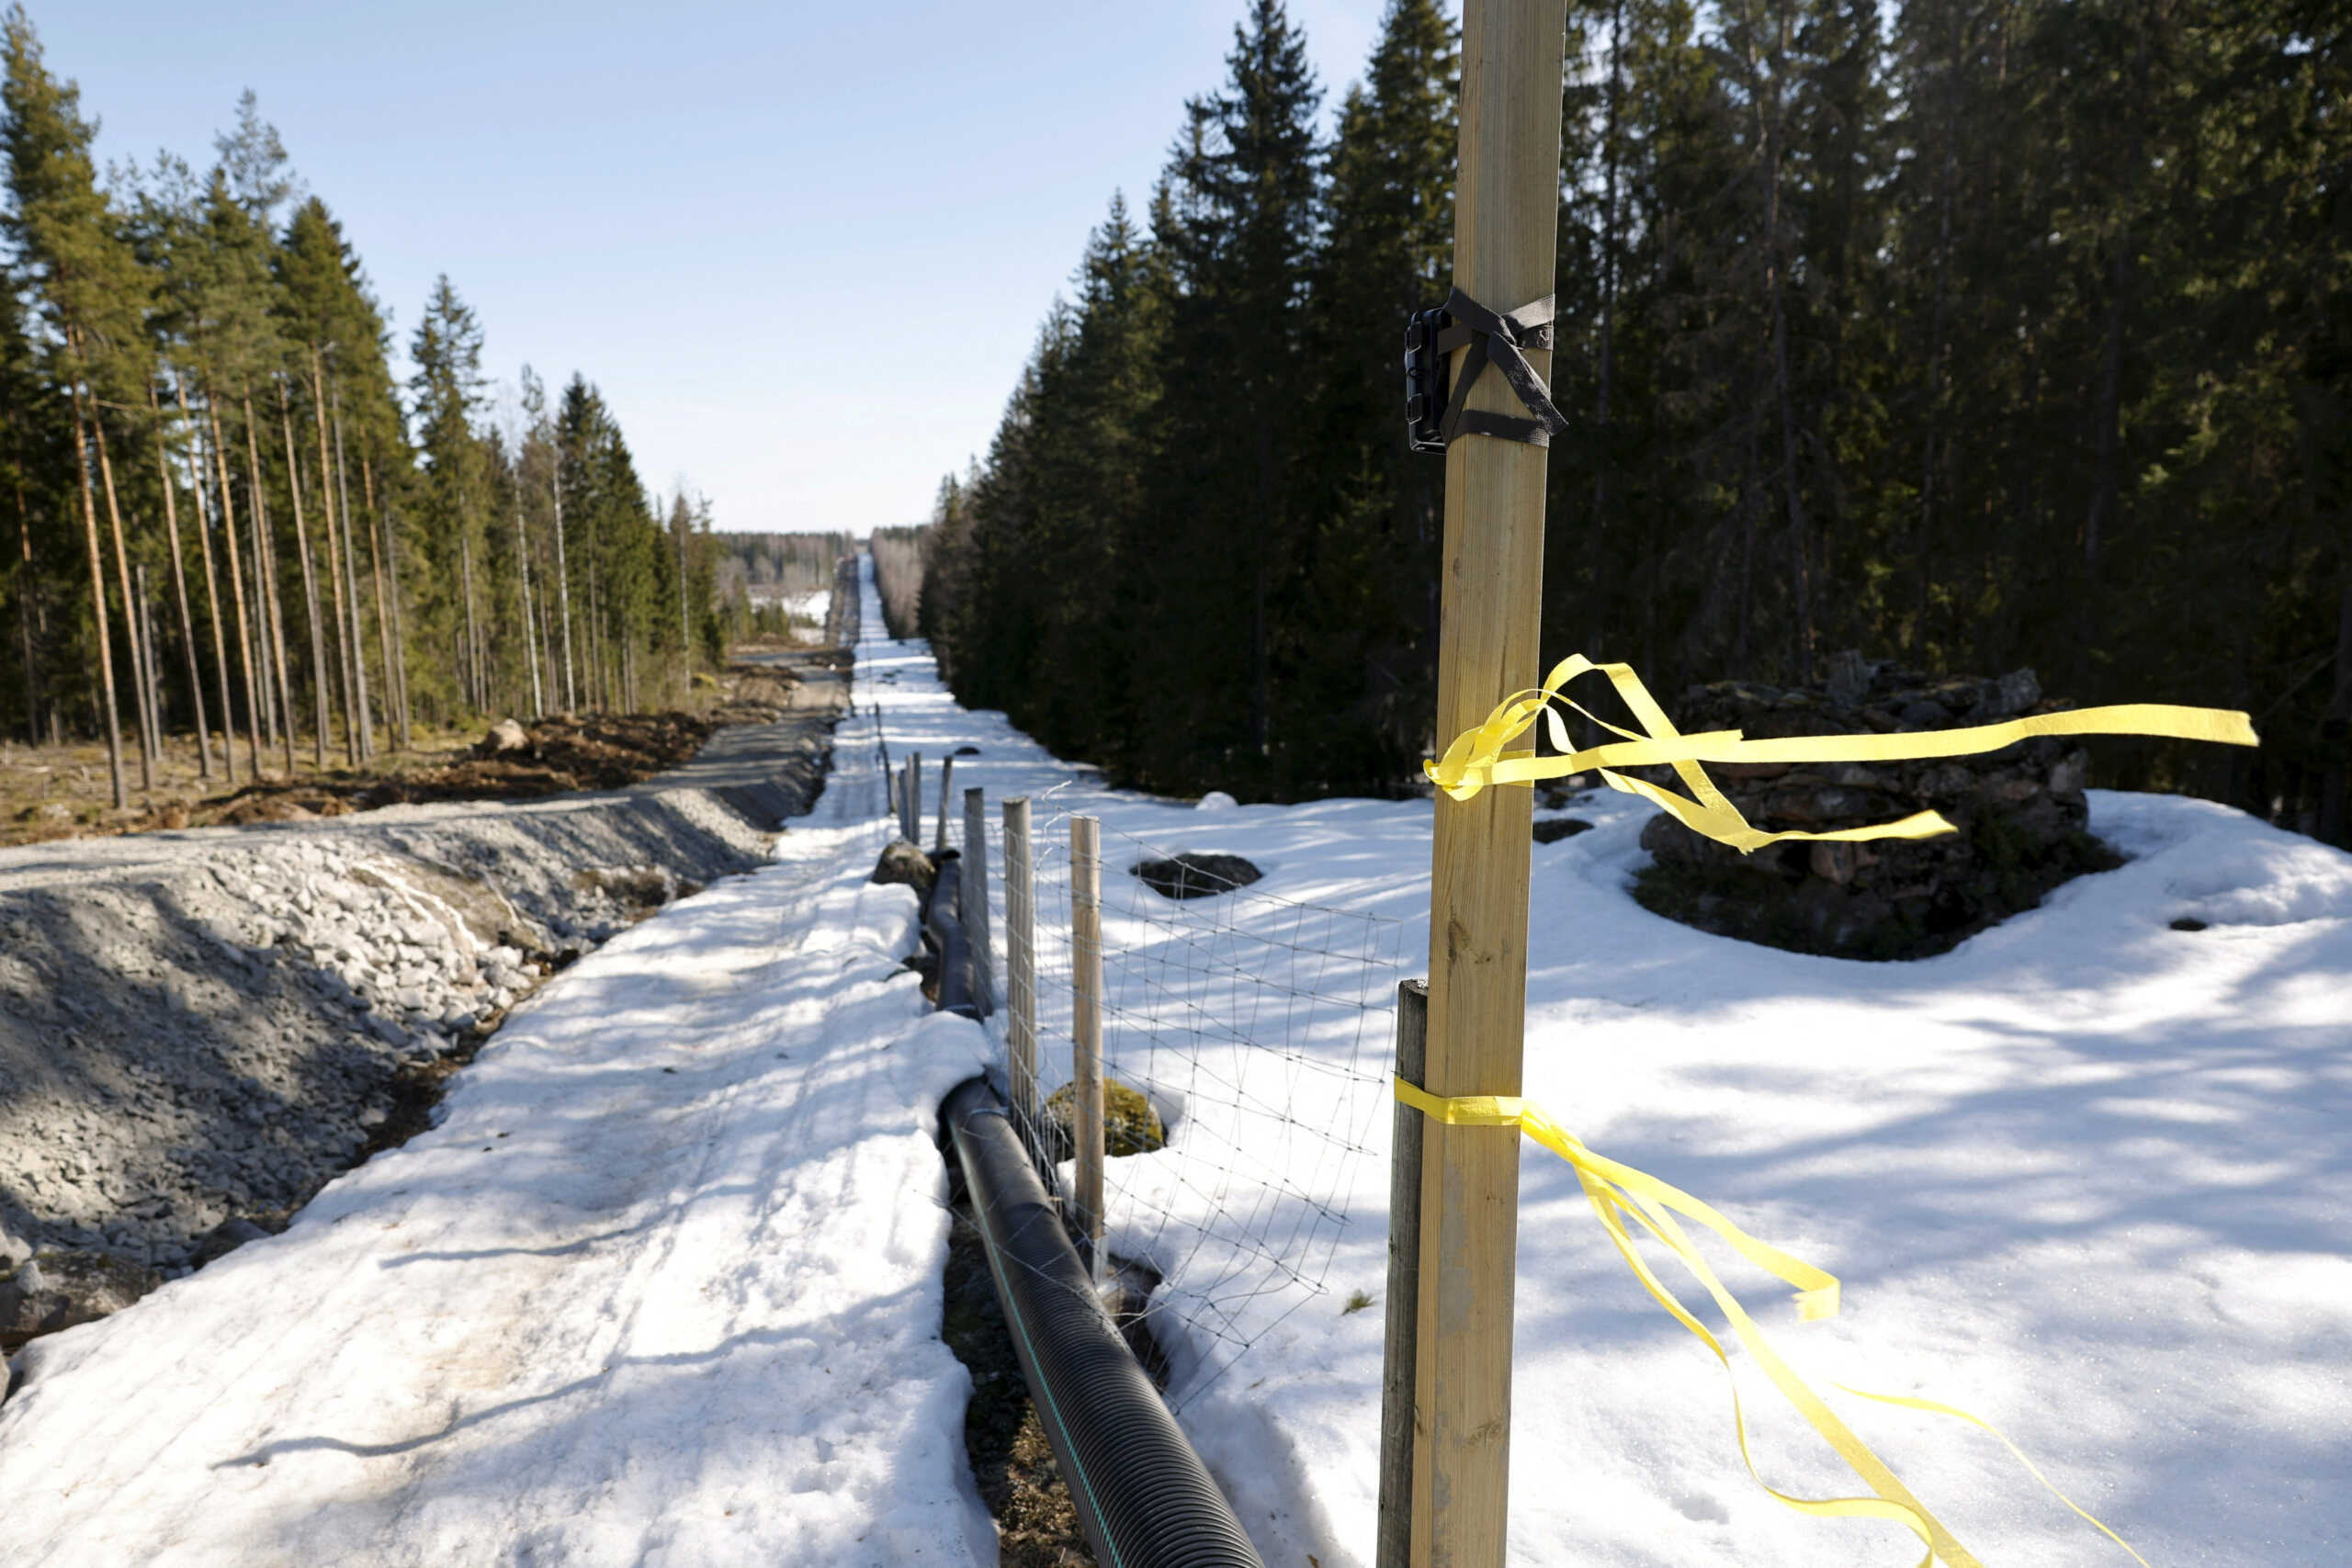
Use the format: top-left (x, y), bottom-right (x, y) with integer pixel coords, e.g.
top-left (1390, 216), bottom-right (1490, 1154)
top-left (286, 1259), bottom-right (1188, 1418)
top-left (1378, 978), bottom-right (1430, 1568)
top-left (935, 755), bottom-right (956, 853)
top-left (1002, 796), bottom-right (1037, 1141)
top-left (1415, 4), bottom-right (1567, 1565)
top-left (1069, 812), bottom-right (1105, 1282)
top-left (961, 784), bottom-right (995, 1017)
top-left (905, 752), bottom-right (922, 843)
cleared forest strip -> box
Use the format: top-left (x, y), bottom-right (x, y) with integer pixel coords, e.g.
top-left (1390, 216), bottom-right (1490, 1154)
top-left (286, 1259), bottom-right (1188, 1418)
top-left (0, 654), bottom-right (845, 1348)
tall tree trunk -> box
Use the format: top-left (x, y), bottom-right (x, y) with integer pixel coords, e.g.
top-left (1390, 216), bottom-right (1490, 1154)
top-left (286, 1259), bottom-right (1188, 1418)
top-left (1913, 6), bottom-right (1963, 660)
top-left (2318, 560), bottom-right (2352, 847)
top-left (552, 468), bottom-right (577, 713)
top-left (277, 384), bottom-right (333, 768)
top-left (90, 412), bottom-right (156, 788)
top-left (363, 456), bottom-right (411, 750)
top-left (65, 378), bottom-right (127, 807)
top-left (583, 551), bottom-right (599, 712)
top-left (458, 525), bottom-right (481, 712)
top-left (204, 399), bottom-right (262, 777)
top-left (12, 476), bottom-right (38, 746)
top-left (514, 494), bottom-right (543, 717)
top-left (138, 561), bottom-right (166, 744)
top-left (329, 386), bottom-right (371, 761)
top-left (1590, 0), bottom-right (1624, 534)
top-left (1758, 5), bottom-right (1814, 682)
top-left (242, 393), bottom-right (298, 776)
top-left (2079, 30), bottom-right (2149, 694)
top-left (151, 385), bottom-right (213, 779)
top-left (307, 352), bottom-right (357, 764)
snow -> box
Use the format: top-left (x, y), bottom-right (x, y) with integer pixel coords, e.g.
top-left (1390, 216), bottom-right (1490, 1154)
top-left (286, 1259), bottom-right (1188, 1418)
top-left (0, 562), bottom-right (994, 1566)
top-left (843, 599), bottom-right (2352, 1566)
top-left (7, 557), bottom-right (2347, 1566)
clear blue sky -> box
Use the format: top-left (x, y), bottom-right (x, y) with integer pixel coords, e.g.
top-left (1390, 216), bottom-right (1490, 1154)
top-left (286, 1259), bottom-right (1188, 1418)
top-left (34, 2), bottom-right (1391, 536)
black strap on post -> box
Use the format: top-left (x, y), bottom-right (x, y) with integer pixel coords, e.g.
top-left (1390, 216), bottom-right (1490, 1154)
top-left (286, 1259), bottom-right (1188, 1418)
top-left (1434, 287), bottom-right (1569, 449)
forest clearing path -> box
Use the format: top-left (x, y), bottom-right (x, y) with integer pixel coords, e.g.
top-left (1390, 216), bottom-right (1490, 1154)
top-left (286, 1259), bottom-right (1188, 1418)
top-left (0, 563), bottom-right (999, 1566)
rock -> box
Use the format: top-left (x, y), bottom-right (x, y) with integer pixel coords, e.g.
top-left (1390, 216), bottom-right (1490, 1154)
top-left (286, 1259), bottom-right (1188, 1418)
top-left (1532, 817), bottom-right (1594, 844)
top-left (1195, 791), bottom-right (1238, 812)
top-left (1044, 1078), bottom-right (1168, 1159)
top-left (481, 718), bottom-right (530, 755)
top-left (1632, 660), bottom-right (2117, 960)
top-left (869, 840), bottom-right (936, 897)
top-left (1130, 852), bottom-right (1262, 900)
top-left (0, 1224), bottom-right (30, 1269)
top-left (952, 745), bottom-right (981, 756)
top-left (0, 1249), bottom-right (164, 1350)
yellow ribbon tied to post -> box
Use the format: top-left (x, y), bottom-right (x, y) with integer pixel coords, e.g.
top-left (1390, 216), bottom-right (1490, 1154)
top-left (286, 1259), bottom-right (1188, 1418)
top-left (1406, 655), bottom-right (2256, 1562)
top-left (1424, 651), bottom-right (2256, 851)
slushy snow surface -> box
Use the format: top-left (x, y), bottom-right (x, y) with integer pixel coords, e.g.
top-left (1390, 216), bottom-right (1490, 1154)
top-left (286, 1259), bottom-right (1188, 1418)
top-left (6, 555), bottom-right (2348, 1565)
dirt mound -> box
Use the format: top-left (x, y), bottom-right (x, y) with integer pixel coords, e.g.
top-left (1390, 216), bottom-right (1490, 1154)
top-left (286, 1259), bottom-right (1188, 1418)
top-left (184, 713), bottom-right (720, 828)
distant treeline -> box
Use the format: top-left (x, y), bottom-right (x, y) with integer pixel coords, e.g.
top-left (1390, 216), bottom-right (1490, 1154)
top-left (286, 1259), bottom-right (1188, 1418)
top-left (921, 0), bottom-right (2350, 844)
top-left (871, 527), bottom-right (925, 642)
top-left (0, 9), bottom-right (732, 807)
top-left (707, 532), bottom-right (854, 637)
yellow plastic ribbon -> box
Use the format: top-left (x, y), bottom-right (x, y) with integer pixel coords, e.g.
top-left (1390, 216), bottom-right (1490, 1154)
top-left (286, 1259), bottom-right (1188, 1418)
top-left (1396, 1077), bottom-right (2151, 1567)
top-left (1425, 653), bottom-right (2257, 852)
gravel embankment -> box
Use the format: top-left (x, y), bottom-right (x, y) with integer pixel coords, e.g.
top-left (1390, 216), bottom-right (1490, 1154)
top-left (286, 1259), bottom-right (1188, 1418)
top-left (0, 649), bottom-right (847, 1340)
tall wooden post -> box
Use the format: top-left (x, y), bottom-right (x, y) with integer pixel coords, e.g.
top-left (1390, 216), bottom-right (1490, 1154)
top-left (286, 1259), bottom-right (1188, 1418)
top-left (1378, 979), bottom-right (1430, 1568)
top-left (962, 785), bottom-right (996, 1017)
top-left (905, 752), bottom-right (922, 843)
top-left (1069, 812), bottom-right (1106, 1282)
top-left (1002, 796), bottom-right (1038, 1139)
top-left (934, 754), bottom-right (956, 852)
top-left (1415, 6), bottom-right (1566, 1566)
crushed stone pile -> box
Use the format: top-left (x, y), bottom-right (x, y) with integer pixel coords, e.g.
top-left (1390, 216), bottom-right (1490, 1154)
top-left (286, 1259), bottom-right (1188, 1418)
top-left (0, 718), bottom-right (840, 1350)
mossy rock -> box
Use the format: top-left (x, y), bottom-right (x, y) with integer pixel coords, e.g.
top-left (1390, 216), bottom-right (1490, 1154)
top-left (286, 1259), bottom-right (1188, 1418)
top-left (1044, 1078), bottom-right (1167, 1157)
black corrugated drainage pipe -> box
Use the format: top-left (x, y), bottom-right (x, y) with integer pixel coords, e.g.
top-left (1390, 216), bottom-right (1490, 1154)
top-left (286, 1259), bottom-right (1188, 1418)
top-left (944, 1076), bottom-right (1264, 1568)
top-left (925, 853), bottom-right (978, 1019)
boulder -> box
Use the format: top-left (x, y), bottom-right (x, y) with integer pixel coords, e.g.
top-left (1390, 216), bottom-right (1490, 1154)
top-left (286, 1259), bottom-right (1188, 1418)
top-left (1130, 852), bottom-right (1262, 900)
top-left (1533, 817), bottom-right (1594, 844)
top-left (1631, 656), bottom-right (2116, 960)
top-left (480, 718), bottom-right (530, 755)
top-left (1044, 1078), bottom-right (1168, 1159)
top-left (870, 840), bottom-right (936, 897)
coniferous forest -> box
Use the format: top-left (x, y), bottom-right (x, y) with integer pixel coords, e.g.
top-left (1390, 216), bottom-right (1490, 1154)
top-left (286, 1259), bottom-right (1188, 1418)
top-left (0, 9), bottom-right (730, 809)
top-left (922, 0), bottom-right (2351, 846)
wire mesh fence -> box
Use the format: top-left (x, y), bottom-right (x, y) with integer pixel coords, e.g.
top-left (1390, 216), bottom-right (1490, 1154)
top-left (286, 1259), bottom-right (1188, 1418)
top-left (994, 796), bottom-right (1408, 1404)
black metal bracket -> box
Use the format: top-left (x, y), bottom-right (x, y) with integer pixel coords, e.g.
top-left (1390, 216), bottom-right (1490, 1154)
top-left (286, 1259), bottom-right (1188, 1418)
top-left (1403, 307), bottom-right (1453, 453)
top-left (1403, 288), bottom-right (1568, 455)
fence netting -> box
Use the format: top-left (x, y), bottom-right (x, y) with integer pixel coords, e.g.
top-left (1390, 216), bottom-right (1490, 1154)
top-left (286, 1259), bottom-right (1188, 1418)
top-left (994, 798), bottom-right (1405, 1405)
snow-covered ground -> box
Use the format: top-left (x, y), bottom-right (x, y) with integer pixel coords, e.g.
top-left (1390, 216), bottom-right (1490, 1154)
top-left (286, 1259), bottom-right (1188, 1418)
top-left (0, 563), bottom-right (994, 1565)
top-left (7, 556), bottom-right (2346, 1565)
top-left (854, 592), bottom-right (2352, 1566)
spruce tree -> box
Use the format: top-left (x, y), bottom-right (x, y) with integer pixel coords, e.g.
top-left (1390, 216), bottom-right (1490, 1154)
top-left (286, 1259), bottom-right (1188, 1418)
top-left (1311, 0), bottom-right (1456, 777)
top-left (410, 274), bottom-right (489, 720)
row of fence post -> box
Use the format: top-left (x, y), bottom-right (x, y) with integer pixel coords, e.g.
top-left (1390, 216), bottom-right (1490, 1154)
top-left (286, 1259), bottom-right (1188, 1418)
top-left (915, 781), bottom-right (1106, 1280)
top-left (896, 771), bottom-right (1442, 1562)
top-left (930, 781), bottom-right (1421, 1554)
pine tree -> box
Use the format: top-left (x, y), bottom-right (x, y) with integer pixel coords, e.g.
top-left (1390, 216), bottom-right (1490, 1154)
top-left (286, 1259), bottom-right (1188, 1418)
top-left (1, 5), bottom-right (149, 804)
